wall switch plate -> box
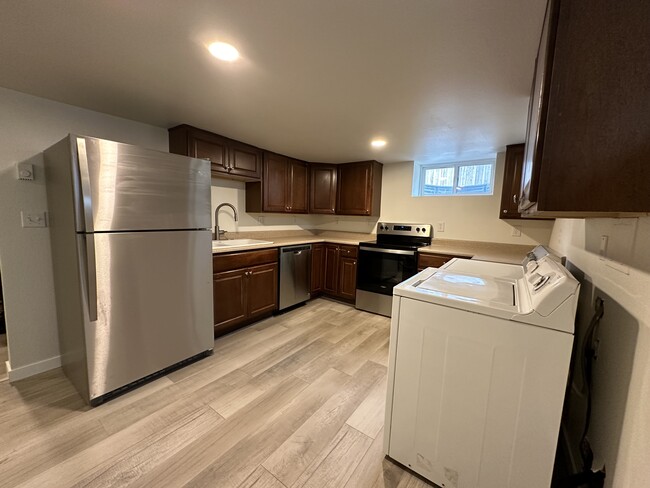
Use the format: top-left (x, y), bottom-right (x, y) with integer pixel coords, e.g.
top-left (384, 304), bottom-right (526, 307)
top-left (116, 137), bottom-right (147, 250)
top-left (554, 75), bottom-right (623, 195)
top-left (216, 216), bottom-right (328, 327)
top-left (511, 226), bottom-right (522, 237)
top-left (21, 211), bottom-right (47, 228)
top-left (599, 235), bottom-right (608, 256)
top-left (436, 221), bottom-right (445, 232)
top-left (17, 162), bottom-right (34, 181)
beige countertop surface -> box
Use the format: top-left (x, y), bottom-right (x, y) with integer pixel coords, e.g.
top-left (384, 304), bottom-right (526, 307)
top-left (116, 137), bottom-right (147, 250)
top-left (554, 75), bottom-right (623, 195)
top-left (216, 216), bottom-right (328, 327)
top-left (212, 231), bottom-right (534, 265)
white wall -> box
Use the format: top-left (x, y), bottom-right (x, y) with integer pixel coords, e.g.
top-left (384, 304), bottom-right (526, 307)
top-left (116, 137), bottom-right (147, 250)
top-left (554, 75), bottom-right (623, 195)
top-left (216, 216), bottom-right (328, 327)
top-left (0, 87), bottom-right (168, 377)
top-left (212, 152), bottom-right (555, 243)
top-left (551, 217), bottom-right (650, 488)
top-left (381, 154), bottom-right (554, 245)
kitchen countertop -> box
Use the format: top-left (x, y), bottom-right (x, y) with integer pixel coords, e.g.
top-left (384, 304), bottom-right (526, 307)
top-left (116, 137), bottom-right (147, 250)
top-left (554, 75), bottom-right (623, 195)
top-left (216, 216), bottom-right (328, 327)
top-left (212, 231), bottom-right (535, 265)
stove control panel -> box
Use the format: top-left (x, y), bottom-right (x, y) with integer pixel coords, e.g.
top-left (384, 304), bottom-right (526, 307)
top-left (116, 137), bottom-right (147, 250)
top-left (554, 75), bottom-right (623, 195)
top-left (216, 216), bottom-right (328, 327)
top-left (377, 222), bottom-right (432, 237)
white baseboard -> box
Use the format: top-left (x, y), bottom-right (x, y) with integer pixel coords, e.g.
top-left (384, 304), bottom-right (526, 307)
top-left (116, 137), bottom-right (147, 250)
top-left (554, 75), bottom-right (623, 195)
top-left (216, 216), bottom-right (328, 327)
top-left (7, 355), bottom-right (61, 382)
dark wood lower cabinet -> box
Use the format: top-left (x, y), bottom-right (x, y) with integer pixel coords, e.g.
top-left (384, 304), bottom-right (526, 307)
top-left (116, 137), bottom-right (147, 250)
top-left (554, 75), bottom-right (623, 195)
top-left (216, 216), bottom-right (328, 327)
top-left (417, 252), bottom-right (469, 271)
top-left (310, 243), bottom-right (325, 295)
top-left (213, 249), bottom-right (278, 337)
top-left (322, 244), bottom-right (358, 301)
top-left (323, 244), bottom-right (339, 295)
top-left (247, 263), bottom-right (278, 319)
top-left (338, 256), bottom-right (357, 300)
top-left (212, 269), bottom-right (247, 332)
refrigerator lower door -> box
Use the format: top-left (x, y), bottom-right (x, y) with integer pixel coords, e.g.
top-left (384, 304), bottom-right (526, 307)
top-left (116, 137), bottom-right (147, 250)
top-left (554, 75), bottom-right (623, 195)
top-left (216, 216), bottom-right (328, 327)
top-left (83, 229), bottom-right (213, 403)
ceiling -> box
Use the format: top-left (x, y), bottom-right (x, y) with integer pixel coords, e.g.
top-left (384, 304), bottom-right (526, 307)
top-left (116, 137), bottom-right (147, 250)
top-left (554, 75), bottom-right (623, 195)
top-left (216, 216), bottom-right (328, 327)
top-left (0, 0), bottom-right (546, 164)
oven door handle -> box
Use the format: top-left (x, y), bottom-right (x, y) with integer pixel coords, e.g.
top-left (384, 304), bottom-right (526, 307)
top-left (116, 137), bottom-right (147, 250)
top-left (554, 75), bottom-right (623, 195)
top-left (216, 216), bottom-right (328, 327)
top-left (359, 246), bottom-right (416, 256)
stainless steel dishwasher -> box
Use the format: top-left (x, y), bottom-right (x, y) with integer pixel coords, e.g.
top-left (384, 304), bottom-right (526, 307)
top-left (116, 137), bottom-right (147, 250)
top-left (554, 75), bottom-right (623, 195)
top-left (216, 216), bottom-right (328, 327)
top-left (279, 244), bottom-right (312, 311)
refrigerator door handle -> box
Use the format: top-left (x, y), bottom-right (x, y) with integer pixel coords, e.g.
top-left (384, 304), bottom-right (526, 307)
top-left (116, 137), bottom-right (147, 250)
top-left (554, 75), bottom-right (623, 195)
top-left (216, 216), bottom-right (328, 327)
top-left (82, 234), bottom-right (98, 322)
top-left (76, 137), bottom-right (95, 233)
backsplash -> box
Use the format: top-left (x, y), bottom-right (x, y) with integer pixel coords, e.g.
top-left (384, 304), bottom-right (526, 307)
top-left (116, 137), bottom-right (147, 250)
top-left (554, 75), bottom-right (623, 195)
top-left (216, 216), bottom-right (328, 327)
top-left (211, 178), bottom-right (378, 234)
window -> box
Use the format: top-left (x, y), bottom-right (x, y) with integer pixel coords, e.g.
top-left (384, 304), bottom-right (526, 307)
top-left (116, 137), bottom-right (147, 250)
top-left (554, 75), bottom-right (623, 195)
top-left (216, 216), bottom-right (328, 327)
top-left (413, 159), bottom-right (495, 196)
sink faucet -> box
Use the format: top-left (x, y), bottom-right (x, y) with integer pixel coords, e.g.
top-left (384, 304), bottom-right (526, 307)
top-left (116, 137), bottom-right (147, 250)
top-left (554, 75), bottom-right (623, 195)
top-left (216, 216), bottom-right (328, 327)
top-left (215, 203), bottom-right (239, 240)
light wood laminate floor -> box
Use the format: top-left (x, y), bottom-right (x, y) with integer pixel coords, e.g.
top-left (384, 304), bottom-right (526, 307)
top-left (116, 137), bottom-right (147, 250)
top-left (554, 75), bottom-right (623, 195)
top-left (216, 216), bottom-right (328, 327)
top-left (0, 299), bottom-right (431, 488)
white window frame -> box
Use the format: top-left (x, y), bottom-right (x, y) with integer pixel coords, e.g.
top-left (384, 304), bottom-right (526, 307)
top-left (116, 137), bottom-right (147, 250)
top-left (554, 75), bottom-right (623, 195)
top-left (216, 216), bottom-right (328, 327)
top-left (415, 158), bottom-right (496, 197)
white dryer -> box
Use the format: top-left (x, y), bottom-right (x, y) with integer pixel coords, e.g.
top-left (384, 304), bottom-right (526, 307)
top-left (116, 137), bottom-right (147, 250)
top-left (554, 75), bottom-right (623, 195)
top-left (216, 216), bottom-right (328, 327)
top-left (384, 251), bottom-right (579, 488)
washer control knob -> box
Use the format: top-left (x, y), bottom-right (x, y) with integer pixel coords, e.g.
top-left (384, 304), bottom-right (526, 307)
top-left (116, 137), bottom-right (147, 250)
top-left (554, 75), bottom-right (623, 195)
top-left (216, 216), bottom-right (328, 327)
top-left (416, 227), bottom-right (420, 232)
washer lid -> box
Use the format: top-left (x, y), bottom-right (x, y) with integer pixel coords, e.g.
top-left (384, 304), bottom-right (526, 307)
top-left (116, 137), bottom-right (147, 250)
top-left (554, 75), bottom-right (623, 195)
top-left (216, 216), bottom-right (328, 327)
top-left (411, 270), bottom-right (517, 310)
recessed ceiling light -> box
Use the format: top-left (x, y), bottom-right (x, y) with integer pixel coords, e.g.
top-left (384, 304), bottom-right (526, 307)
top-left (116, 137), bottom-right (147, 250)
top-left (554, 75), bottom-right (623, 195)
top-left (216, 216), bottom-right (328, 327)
top-left (371, 139), bottom-right (387, 148)
top-left (208, 42), bottom-right (240, 62)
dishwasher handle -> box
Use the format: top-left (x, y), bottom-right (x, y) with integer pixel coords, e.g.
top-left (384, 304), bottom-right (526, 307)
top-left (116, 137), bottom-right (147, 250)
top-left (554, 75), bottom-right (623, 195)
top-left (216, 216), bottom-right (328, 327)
top-left (282, 245), bottom-right (311, 254)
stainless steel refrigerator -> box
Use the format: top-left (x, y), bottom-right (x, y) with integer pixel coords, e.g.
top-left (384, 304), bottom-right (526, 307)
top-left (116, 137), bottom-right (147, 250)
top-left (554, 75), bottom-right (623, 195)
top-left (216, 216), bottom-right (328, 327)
top-left (44, 135), bottom-right (214, 406)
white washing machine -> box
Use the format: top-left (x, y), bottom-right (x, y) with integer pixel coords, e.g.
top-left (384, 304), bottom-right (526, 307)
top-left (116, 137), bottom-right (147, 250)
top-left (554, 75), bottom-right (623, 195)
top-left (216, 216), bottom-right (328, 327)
top-left (384, 250), bottom-right (579, 488)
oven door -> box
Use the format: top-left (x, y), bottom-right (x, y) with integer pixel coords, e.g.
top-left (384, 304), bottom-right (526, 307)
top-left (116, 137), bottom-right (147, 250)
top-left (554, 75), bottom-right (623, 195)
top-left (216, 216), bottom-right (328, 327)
top-left (357, 246), bottom-right (418, 296)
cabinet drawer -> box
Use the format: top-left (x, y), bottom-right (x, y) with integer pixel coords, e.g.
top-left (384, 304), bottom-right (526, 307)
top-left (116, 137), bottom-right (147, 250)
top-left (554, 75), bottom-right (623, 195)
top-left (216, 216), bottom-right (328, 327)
top-left (417, 252), bottom-right (467, 271)
top-left (338, 245), bottom-right (358, 258)
top-left (213, 248), bottom-right (278, 273)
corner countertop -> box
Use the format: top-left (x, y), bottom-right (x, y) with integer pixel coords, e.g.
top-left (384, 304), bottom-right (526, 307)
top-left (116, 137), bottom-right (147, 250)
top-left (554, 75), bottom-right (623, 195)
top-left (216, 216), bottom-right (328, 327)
top-left (212, 231), bottom-right (535, 265)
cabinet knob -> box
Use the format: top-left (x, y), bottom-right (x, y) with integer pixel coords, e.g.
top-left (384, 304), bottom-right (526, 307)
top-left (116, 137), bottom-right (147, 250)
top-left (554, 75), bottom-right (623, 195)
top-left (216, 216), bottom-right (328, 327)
top-left (513, 194), bottom-right (518, 205)
top-left (204, 157), bottom-right (212, 162)
top-left (227, 166), bottom-right (233, 172)
top-left (503, 209), bottom-right (508, 214)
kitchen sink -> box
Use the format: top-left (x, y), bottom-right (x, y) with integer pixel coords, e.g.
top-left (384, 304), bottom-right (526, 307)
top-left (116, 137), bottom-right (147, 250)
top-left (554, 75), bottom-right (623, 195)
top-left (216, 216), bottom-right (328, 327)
top-left (212, 239), bottom-right (273, 248)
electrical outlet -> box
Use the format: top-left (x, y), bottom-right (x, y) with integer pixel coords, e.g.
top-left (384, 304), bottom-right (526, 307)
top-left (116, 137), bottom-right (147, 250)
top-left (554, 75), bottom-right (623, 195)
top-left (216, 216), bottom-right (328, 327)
top-left (257, 216), bottom-right (265, 224)
top-left (511, 226), bottom-right (522, 237)
top-left (21, 211), bottom-right (47, 228)
top-left (436, 221), bottom-right (445, 232)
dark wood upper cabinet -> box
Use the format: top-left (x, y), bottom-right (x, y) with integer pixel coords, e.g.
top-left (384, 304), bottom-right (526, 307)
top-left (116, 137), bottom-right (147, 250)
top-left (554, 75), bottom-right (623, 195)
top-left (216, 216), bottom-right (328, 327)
top-left (228, 140), bottom-right (263, 180)
top-left (520, 0), bottom-right (650, 217)
top-left (309, 164), bottom-right (337, 214)
top-left (168, 125), bottom-right (262, 181)
top-left (337, 161), bottom-right (383, 216)
top-left (262, 153), bottom-right (289, 212)
top-left (500, 144), bottom-right (525, 219)
top-left (247, 153), bottom-right (308, 214)
top-left (288, 159), bottom-right (309, 213)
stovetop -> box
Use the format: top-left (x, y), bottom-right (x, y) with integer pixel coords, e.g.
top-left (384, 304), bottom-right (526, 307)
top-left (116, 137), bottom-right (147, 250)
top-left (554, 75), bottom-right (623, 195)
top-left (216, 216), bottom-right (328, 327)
top-left (366, 222), bottom-right (433, 249)
top-left (361, 240), bottom-right (430, 251)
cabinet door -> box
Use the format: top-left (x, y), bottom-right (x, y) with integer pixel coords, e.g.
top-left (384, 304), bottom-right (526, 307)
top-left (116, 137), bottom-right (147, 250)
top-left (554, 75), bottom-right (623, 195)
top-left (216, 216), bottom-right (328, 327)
top-left (519, 0), bottom-right (558, 213)
top-left (310, 243), bottom-right (325, 294)
top-left (310, 164), bottom-right (337, 214)
top-left (263, 153), bottom-right (289, 212)
top-left (323, 244), bottom-right (339, 295)
top-left (229, 141), bottom-right (262, 180)
top-left (499, 144), bottom-right (525, 219)
top-left (288, 159), bottom-right (309, 213)
top-left (191, 133), bottom-right (229, 177)
top-left (338, 256), bottom-right (357, 300)
top-left (213, 269), bottom-right (247, 334)
top-left (337, 162), bottom-right (373, 215)
top-left (247, 263), bottom-right (278, 319)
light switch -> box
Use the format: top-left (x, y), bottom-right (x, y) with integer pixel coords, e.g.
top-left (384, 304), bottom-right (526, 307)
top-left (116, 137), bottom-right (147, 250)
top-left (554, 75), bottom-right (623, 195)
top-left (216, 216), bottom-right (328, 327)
top-left (511, 226), bottom-right (522, 237)
top-left (21, 211), bottom-right (47, 228)
top-left (599, 235), bottom-right (608, 256)
top-left (436, 221), bottom-right (445, 232)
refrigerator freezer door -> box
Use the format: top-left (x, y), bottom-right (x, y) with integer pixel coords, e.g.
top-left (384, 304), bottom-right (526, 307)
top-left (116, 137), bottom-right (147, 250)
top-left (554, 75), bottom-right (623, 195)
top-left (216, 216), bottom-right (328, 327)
top-left (84, 230), bottom-right (213, 402)
top-left (76, 136), bottom-right (211, 232)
